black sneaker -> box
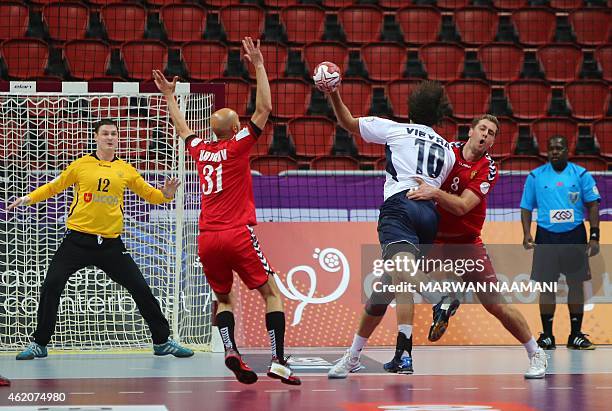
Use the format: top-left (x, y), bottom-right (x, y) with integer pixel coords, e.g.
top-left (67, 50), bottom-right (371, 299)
top-left (567, 333), bottom-right (595, 350)
top-left (537, 333), bottom-right (556, 350)
top-left (428, 296), bottom-right (460, 342)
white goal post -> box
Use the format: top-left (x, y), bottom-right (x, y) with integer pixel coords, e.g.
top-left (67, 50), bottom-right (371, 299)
top-left (0, 81), bottom-right (224, 351)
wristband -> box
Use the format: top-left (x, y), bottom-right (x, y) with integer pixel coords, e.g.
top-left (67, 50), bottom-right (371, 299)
top-left (590, 227), bottom-right (600, 241)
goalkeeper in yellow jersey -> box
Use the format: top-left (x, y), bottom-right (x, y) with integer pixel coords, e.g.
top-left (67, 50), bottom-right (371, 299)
top-left (7, 119), bottom-right (194, 360)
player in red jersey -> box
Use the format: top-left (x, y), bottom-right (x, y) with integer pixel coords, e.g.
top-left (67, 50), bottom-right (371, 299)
top-left (153, 37), bottom-right (300, 386)
top-left (329, 115), bottom-right (547, 379)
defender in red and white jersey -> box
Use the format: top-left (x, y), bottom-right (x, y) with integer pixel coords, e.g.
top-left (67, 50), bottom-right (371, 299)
top-left (328, 115), bottom-right (547, 380)
top-left (153, 37), bottom-right (300, 386)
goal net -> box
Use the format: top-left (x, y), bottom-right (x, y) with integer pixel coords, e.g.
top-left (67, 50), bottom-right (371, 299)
top-left (0, 82), bottom-right (220, 351)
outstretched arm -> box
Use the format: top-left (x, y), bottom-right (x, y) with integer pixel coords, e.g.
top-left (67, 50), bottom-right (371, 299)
top-left (243, 37), bottom-right (272, 130)
top-left (153, 70), bottom-right (194, 140)
top-left (7, 164), bottom-right (77, 211)
top-left (327, 90), bottom-right (360, 136)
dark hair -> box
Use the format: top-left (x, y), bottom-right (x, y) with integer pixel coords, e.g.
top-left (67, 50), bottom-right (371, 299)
top-left (471, 114), bottom-right (500, 133)
top-left (94, 119), bottom-right (118, 133)
top-left (548, 134), bottom-right (568, 148)
top-left (408, 81), bottom-right (450, 127)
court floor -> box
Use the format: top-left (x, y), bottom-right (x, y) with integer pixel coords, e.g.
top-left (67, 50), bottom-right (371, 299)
top-left (0, 346), bottom-right (610, 411)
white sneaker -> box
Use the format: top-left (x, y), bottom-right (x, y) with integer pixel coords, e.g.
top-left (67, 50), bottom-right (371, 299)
top-left (524, 348), bottom-right (547, 379)
top-left (328, 349), bottom-right (363, 379)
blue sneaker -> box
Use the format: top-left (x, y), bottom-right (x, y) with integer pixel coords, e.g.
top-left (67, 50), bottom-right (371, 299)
top-left (383, 355), bottom-right (413, 374)
top-left (153, 339), bottom-right (194, 358)
top-left (16, 342), bottom-right (47, 360)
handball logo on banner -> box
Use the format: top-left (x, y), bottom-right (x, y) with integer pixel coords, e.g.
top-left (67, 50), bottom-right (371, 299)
top-left (274, 248), bottom-right (350, 326)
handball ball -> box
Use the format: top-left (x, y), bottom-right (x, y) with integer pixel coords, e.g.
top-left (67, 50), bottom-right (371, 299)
top-left (312, 62), bottom-right (342, 93)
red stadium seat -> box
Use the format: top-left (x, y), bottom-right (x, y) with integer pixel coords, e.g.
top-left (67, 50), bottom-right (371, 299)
top-left (445, 80), bottom-right (491, 120)
top-left (569, 155), bottom-right (608, 172)
top-left (488, 117), bottom-right (518, 158)
top-left (565, 80), bottom-right (610, 120)
top-left (247, 42), bottom-right (287, 80)
top-left (532, 118), bottom-right (578, 156)
top-left (595, 45), bottom-right (612, 82)
top-left (43, 2), bottom-right (89, 42)
top-left (161, 4), bottom-right (206, 43)
top-left (548, 0), bottom-right (582, 9)
top-left (499, 155), bottom-right (545, 171)
top-left (436, 0), bottom-right (470, 9)
top-left (280, 6), bottom-right (325, 44)
top-left (537, 44), bottom-right (582, 83)
top-left (101, 3), bottom-right (146, 42)
top-left (121, 40), bottom-right (167, 81)
top-left (478, 43), bottom-right (523, 82)
top-left (396, 7), bottom-right (441, 45)
top-left (214, 78), bottom-right (251, 116)
top-left (303, 42), bottom-right (349, 74)
top-left (493, 0), bottom-right (528, 9)
top-left (506, 80), bottom-right (551, 120)
top-left (511, 8), bottom-right (556, 46)
top-left (147, 0), bottom-right (184, 6)
top-left (64, 39), bottom-right (110, 80)
top-left (270, 79), bottom-right (310, 118)
top-left (361, 43), bottom-right (407, 82)
top-left (354, 135), bottom-right (384, 158)
top-left (219, 5), bottom-right (264, 43)
top-left (434, 119), bottom-right (459, 141)
top-left (340, 79), bottom-right (372, 117)
top-left (182, 42), bottom-right (227, 81)
top-left (338, 6), bottom-right (383, 44)
top-left (250, 155), bottom-right (298, 175)
top-left (454, 7), bottom-right (499, 46)
top-left (311, 156), bottom-right (360, 171)
top-left (288, 116), bottom-right (335, 157)
top-left (0, 121), bottom-right (22, 159)
top-left (569, 9), bottom-right (611, 47)
top-left (263, 0), bottom-right (299, 7)
top-left (250, 122), bottom-right (274, 156)
top-left (379, 0), bottom-right (408, 7)
top-left (419, 43), bottom-right (465, 82)
top-left (0, 2), bottom-right (29, 40)
top-left (594, 118), bottom-right (612, 158)
top-left (87, 0), bottom-right (125, 5)
top-left (1, 38), bottom-right (48, 79)
top-left (387, 79), bottom-right (420, 120)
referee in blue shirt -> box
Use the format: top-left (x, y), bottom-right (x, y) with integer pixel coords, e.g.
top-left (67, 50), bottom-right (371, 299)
top-left (520, 135), bottom-right (600, 350)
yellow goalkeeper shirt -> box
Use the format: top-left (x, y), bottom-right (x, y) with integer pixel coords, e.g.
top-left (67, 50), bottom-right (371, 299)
top-left (28, 153), bottom-right (172, 238)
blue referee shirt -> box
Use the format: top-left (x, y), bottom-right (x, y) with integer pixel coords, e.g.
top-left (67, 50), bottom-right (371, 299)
top-left (520, 162), bottom-right (601, 233)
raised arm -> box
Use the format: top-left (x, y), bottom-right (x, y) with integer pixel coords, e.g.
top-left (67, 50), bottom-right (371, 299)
top-left (153, 70), bottom-right (194, 140)
top-left (327, 90), bottom-right (360, 135)
top-left (243, 37), bottom-right (272, 130)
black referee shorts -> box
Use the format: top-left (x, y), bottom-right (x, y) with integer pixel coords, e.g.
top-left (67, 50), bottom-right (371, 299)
top-left (531, 224), bottom-right (591, 283)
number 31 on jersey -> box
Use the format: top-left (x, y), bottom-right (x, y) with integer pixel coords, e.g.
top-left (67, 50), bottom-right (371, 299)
top-left (201, 164), bottom-right (223, 195)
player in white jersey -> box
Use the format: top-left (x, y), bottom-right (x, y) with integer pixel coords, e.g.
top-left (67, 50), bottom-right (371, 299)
top-left (325, 80), bottom-right (455, 372)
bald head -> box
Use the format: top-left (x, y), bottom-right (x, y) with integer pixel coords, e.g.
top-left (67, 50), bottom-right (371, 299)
top-left (211, 108), bottom-right (240, 140)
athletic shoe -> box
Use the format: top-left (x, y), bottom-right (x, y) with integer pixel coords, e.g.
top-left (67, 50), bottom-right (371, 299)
top-left (328, 349), bottom-right (363, 379)
top-left (268, 356), bottom-right (301, 385)
top-left (16, 342), bottom-right (47, 360)
top-left (567, 333), bottom-right (595, 350)
top-left (536, 333), bottom-right (556, 350)
top-left (225, 349), bottom-right (258, 384)
top-left (383, 355), bottom-right (413, 374)
top-left (428, 296), bottom-right (460, 342)
top-left (0, 374), bottom-right (10, 386)
top-left (524, 348), bottom-right (547, 379)
top-left (153, 339), bottom-right (194, 357)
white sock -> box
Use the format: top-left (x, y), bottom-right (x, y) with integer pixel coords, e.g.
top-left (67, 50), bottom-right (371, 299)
top-left (349, 334), bottom-right (368, 358)
top-left (524, 337), bottom-right (539, 357)
top-left (398, 324), bottom-right (413, 338)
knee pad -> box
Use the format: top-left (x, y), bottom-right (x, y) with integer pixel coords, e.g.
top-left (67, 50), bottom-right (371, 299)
top-left (365, 273), bottom-right (395, 317)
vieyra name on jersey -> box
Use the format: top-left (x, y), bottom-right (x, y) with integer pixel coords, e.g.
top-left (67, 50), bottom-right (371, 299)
top-left (199, 149), bottom-right (228, 162)
top-left (405, 127), bottom-right (452, 150)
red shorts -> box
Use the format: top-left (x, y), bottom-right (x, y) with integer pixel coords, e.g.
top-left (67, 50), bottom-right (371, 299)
top-left (426, 239), bottom-right (497, 284)
top-left (198, 225), bottom-right (275, 294)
